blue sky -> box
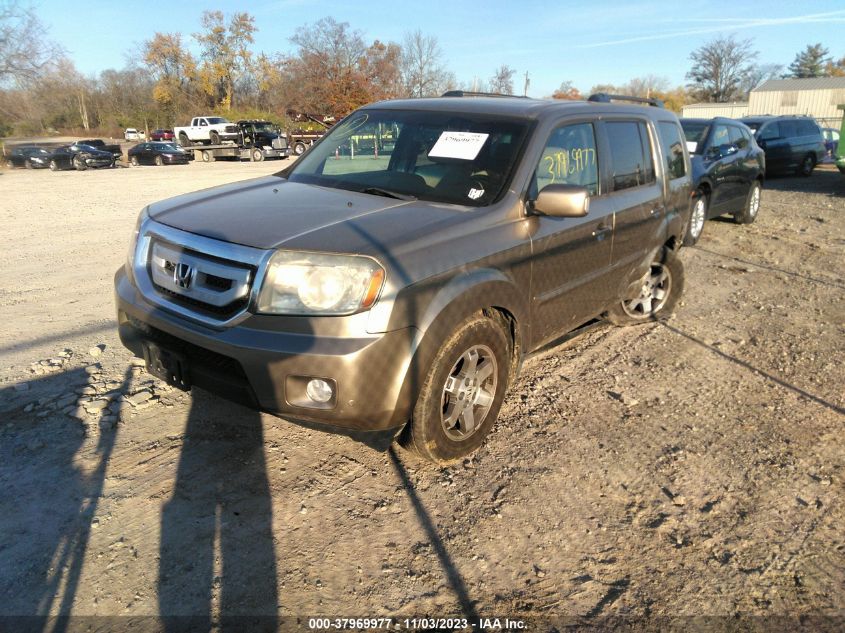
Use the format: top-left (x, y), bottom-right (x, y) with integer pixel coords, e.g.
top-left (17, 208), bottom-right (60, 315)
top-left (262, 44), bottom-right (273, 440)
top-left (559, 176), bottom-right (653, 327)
top-left (35, 1), bottom-right (845, 97)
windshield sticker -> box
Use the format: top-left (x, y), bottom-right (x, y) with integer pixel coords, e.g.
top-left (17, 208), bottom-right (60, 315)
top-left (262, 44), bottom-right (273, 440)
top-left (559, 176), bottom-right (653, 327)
top-left (468, 188), bottom-right (485, 200)
top-left (686, 141), bottom-right (698, 153)
top-left (428, 132), bottom-right (490, 160)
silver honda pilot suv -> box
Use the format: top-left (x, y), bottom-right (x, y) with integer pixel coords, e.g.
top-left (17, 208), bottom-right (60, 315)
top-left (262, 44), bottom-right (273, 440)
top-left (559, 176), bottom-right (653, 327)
top-left (115, 92), bottom-right (692, 464)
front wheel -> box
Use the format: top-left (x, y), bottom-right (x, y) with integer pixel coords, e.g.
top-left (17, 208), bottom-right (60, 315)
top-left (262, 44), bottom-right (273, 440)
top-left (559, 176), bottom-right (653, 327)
top-left (73, 156), bottom-right (87, 171)
top-left (130, 155), bottom-right (139, 167)
top-left (605, 250), bottom-right (684, 326)
top-left (683, 191), bottom-right (707, 246)
top-left (399, 313), bottom-right (511, 464)
top-left (49, 159), bottom-right (59, 171)
top-left (210, 131), bottom-right (220, 145)
top-left (251, 148), bottom-right (264, 162)
top-left (734, 181), bottom-right (761, 224)
top-left (154, 155), bottom-right (163, 166)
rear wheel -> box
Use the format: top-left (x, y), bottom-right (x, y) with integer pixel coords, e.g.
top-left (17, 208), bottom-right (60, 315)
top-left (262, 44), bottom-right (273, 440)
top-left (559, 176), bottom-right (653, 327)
top-left (683, 190), bottom-right (707, 246)
top-left (293, 141), bottom-right (307, 156)
top-left (605, 249), bottom-right (684, 326)
top-left (400, 313), bottom-right (511, 465)
top-left (73, 156), bottom-right (87, 171)
top-left (734, 181), bottom-right (761, 225)
top-left (130, 155), bottom-right (139, 167)
top-left (201, 150), bottom-right (214, 162)
top-left (798, 154), bottom-right (815, 177)
top-left (178, 132), bottom-right (189, 147)
top-left (49, 159), bottom-right (59, 171)
top-left (25, 159), bottom-right (33, 169)
top-left (154, 155), bottom-right (164, 166)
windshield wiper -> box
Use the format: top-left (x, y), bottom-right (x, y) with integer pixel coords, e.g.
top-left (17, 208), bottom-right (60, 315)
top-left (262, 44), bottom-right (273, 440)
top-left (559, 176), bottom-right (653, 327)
top-left (359, 187), bottom-right (417, 201)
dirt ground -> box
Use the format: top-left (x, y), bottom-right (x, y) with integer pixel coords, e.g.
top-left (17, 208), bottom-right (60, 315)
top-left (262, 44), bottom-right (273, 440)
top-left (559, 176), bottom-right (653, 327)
top-left (0, 158), bottom-right (843, 631)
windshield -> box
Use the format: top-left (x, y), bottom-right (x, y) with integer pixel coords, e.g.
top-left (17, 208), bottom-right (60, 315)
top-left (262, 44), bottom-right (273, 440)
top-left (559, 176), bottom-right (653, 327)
top-left (74, 144), bottom-right (98, 152)
top-left (680, 122), bottom-right (710, 154)
top-left (206, 117), bottom-right (227, 124)
top-left (742, 121), bottom-right (763, 133)
top-left (286, 108), bottom-right (531, 207)
top-left (251, 122), bottom-right (277, 133)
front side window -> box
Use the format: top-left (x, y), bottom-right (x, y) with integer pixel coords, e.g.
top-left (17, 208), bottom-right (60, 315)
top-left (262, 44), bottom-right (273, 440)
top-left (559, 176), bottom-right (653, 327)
top-left (779, 120), bottom-right (799, 138)
top-left (758, 122), bottom-right (780, 140)
top-left (657, 122), bottom-right (687, 179)
top-left (532, 122), bottom-right (598, 196)
top-left (287, 109), bottom-right (531, 206)
top-left (729, 126), bottom-right (748, 149)
top-left (606, 121), bottom-right (655, 191)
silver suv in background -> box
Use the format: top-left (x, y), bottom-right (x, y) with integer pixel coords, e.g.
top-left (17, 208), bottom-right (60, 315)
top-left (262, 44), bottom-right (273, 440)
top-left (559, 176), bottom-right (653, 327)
top-left (115, 93), bottom-right (692, 463)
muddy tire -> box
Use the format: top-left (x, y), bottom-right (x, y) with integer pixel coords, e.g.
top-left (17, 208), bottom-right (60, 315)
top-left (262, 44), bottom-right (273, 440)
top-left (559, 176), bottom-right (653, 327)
top-left (734, 181), bottom-right (761, 225)
top-left (605, 249), bottom-right (684, 326)
top-left (797, 154), bottom-right (815, 177)
top-left (400, 313), bottom-right (511, 464)
top-left (683, 190), bottom-right (707, 246)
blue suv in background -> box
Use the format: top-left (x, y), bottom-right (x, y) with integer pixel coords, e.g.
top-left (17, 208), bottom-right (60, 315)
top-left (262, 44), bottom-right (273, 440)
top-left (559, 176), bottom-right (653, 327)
top-left (680, 117), bottom-right (766, 246)
top-left (740, 115), bottom-right (825, 177)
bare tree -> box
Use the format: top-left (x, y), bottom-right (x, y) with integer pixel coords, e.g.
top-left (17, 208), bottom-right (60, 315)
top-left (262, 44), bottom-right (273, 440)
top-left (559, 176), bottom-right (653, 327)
top-left (686, 35), bottom-right (758, 102)
top-left (740, 63), bottom-right (783, 95)
top-left (489, 65), bottom-right (515, 94)
top-left (0, 0), bottom-right (63, 85)
top-left (400, 30), bottom-right (452, 97)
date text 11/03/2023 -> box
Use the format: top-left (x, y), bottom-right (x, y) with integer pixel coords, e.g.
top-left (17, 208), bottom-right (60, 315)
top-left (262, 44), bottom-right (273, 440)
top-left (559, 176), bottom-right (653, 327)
top-left (307, 617), bottom-right (527, 630)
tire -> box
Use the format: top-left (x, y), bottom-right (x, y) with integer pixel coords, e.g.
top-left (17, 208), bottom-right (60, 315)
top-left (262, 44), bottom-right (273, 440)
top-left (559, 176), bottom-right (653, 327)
top-left (130, 155), bottom-right (139, 167)
top-left (251, 148), bottom-right (264, 162)
top-left (734, 181), bottom-right (761, 225)
top-left (399, 313), bottom-right (511, 464)
top-left (683, 190), bottom-right (707, 246)
top-left (798, 154), bottom-right (815, 177)
top-left (210, 131), bottom-right (220, 145)
top-left (154, 155), bottom-right (163, 166)
top-left (73, 156), bottom-right (87, 171)
top-left (178, 132), bottom-right (189, 147)
top-left (49, 159), bottom-right (59, 171)
top-left (293, 141), bottom-right (306, 156)
top-left (201, 150), bottom-right (214, 163)
top-left (605, 249), bottom-right (684, 326)
top-left (25, 159), bottom-right (33, 169)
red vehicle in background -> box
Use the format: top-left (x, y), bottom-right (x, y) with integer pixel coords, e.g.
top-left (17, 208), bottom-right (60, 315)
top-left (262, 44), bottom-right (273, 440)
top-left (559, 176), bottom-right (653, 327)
top-left (150, 129), bottom-right (174, 141)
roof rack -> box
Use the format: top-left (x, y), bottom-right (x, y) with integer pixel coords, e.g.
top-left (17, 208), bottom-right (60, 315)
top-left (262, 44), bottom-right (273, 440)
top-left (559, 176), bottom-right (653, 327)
top-left (441, 90), bottom-right (527, 99)
top-left (588, 93), bottom-right (664, 109)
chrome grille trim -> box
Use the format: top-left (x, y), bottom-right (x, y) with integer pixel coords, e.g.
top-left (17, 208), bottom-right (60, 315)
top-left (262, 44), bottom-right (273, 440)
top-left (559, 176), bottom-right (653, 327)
top-left (132, 218), bottom-right (273, 329)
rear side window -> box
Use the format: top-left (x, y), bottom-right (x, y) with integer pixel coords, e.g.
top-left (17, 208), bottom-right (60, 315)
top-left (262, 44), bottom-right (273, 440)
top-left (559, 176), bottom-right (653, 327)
top-left (797, 119), bottom-right (819, 136)
top-left (729, 126), bottom-right (748, 149)
top-left (780, 120), bottom-right (799, 138)
top-left (657, 122), bottom-right (687, 179)
top-left (606, 121), bottom-right (655, 191)
top-left (533, 122), bottom-right (599, 196)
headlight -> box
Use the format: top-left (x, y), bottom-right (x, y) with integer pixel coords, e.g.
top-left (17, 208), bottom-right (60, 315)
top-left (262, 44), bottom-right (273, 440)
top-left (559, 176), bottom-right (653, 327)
top-left (257, 251), bottom-right (385, 315)
top-left (126, 208), bottom-right (148, 281)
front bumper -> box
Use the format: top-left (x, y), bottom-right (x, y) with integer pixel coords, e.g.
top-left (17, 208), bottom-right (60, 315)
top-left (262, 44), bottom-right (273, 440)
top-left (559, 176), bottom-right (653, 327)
top-left (261, 148), bottom-right (290, 159)
top-left (114, 267), bottom-right (416, 431)
top-left (84, 157), bottom-right (113, 168)
top-left (163, 154), bottom-right (192, 164)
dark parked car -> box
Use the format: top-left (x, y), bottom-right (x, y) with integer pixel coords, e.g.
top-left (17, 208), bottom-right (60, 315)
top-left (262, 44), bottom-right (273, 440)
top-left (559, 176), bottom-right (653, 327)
top-left (78, 138), bottom-right (122, 162)
top-left (128, 142), bottom-right (193, 166)
top-left (48, 144), bottom-right (115, 171)
top-left (116, 93), bottom-right (692, 463)
top-left (740, 115), bottom-right (825, 176)
top-left (7, 146), bottom-right (52, 169)
top-left (150, 129), bottom-right (175, 141)
top-left (680, 117), bottom-right (765, 245)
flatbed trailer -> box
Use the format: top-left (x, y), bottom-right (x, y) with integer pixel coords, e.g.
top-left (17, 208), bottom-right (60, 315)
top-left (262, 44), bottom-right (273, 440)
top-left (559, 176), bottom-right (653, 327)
top-left (184, 142), bottom-right (289, 162)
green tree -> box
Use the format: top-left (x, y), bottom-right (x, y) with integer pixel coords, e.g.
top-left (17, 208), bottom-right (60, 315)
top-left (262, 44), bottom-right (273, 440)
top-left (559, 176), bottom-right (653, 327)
top-left (788, 43), bottom-right (831, 78)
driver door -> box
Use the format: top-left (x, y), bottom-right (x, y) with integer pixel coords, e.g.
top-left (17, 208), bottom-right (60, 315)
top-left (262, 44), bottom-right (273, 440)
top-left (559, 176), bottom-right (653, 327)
top-left (528, 121), bottom-right (615, 346)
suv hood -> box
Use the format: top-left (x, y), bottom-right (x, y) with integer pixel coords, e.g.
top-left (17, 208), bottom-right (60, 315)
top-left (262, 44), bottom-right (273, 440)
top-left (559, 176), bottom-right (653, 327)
top-left (148, 176), bottom-right (414, 250)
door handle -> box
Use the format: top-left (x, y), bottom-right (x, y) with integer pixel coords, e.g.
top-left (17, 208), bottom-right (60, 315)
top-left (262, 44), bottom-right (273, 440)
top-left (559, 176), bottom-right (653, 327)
top-left (592, 224), bottom-right (612, 240)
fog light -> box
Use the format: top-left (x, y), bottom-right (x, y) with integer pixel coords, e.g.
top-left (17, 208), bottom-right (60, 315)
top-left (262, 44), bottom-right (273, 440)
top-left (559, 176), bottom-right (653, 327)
top-left (305, 378), bottom-right (334, 403)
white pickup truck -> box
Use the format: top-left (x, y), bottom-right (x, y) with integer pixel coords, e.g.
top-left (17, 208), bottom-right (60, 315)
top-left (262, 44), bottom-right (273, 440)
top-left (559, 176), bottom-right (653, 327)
top-left (174, 116), bottom-right (240, 146)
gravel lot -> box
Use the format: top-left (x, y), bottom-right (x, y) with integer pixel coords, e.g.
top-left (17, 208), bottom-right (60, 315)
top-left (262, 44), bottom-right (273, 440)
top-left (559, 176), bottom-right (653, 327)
top-left (0, 158), bottom-right (843, 630)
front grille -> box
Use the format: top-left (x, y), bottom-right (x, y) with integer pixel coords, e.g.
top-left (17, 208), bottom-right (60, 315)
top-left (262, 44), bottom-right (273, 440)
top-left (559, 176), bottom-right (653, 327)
top-left (272, 138), bottom-right (287, 149)
top-left (147, 239), bottom-right (255, 319)
top-left (224, 125), bottom-right (238, 134)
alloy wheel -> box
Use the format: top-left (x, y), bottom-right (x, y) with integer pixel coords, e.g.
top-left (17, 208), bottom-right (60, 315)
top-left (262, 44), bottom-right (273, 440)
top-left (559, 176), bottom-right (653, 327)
top-left (440, 345), bottom-right (498, 440)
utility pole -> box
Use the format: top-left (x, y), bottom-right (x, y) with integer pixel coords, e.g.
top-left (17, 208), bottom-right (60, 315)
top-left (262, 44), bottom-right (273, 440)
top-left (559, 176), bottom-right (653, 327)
top-left (523, 71), bottom-right (530, 97)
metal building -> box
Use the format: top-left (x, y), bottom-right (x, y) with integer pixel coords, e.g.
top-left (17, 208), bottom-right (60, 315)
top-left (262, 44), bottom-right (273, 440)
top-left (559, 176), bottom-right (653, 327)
top-left (681, 77), bottom-right (845, 128)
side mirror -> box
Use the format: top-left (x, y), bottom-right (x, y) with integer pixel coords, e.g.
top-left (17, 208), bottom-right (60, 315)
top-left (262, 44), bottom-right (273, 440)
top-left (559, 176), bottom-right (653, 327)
top-left (531, 184), bottom-right (590, 218)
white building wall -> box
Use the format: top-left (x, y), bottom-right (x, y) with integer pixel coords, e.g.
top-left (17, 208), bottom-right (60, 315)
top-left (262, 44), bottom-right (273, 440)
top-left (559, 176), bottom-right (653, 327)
top-left (748, 89), bottom-right (845, 127)
top-left (680, 103), bottom-right (749, 118)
